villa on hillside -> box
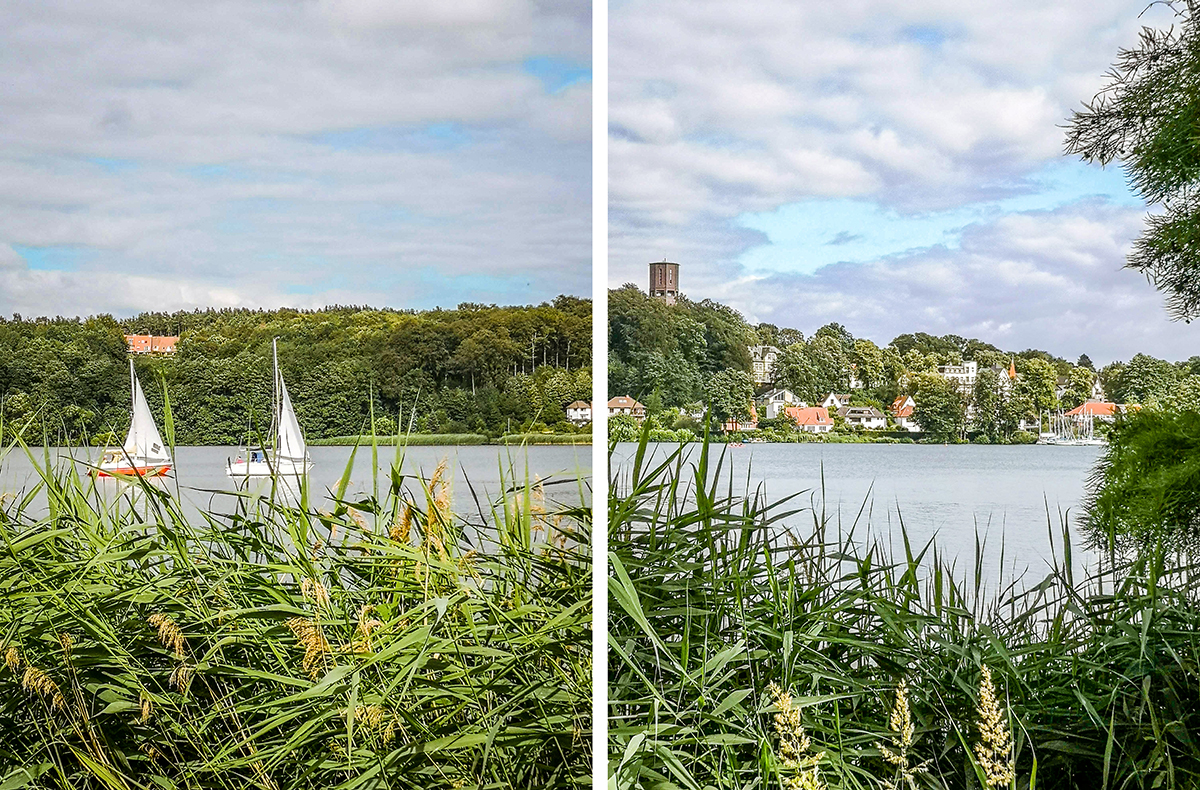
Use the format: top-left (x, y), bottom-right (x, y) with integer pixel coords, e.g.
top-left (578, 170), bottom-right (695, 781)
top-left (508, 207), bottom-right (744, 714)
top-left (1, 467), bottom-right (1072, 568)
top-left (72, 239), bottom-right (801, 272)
top-left (890, 395), bottom-right (920, 432)
top-left (608, 396), bottom-right (646, 422)
top-left (937, 361), bottom-right (977, 394)
top-left (987, 361), bottom-right (1018, 393)
top-left (566, 401), bottom-right (592, 425)
top-left (758, 388), bottom-right (805, 419)
top-left (750, 345), bottom-right (781, 385)
top-left (838, 405), bottom-right (887, 430)
top-left (821, 392), bottom-right (852, 410)
top-left (784, 405), bottom-right (833, 433)
top-left (125, 334), bottom-right (179, 354)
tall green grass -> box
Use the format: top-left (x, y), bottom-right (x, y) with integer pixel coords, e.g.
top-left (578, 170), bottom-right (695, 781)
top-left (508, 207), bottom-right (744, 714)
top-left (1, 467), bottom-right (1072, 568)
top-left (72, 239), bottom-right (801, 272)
top-left (608, 432), bottom-right (1200, 790)
top-left (0, 428), bottom-right (591, 787)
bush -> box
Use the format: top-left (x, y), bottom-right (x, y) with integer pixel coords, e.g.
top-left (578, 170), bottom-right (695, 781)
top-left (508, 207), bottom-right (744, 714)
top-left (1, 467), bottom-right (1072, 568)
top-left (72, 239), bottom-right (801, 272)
top-left (1084, 409), bottom-right (1200, 552)
top-left (1010, 430), bottom-right (1038, 444)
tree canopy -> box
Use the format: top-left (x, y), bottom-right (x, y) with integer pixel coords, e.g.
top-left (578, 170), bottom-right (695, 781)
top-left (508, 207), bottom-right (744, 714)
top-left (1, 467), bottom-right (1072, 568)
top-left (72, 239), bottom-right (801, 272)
top-left (0, 299), bottom-right (591, 445)
top-left (1065, 2), bottom-right (1200, 320)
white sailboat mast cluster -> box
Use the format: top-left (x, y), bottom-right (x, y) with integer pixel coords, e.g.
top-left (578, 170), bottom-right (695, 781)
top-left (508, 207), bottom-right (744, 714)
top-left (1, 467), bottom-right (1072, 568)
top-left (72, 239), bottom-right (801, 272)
top-left (94, 339), bottom-right (312, 479)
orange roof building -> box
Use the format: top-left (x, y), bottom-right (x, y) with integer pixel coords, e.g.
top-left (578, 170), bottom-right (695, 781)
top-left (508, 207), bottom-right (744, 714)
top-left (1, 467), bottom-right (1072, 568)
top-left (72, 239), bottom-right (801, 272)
top-left (784, 405), bottom-right (833, 433)
top-left (607, 396), bottom-right (646, 421)
top-left (1065, 401), bottom-right (1134, 420)
top-left (125, 334), bottom-right (179, 354)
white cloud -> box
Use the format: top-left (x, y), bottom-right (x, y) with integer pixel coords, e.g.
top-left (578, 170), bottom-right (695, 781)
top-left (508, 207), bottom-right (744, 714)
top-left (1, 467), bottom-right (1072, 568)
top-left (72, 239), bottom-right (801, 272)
top-left (0, 0), bottom-right (590, 315)
top-left (610, 0), bottom-right (1195, 361)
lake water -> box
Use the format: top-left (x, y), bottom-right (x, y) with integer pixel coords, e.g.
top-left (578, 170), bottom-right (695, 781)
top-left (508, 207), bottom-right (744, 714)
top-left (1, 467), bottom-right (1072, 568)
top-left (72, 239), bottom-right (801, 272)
top-left (612, 442), bottom-right (1103, 580)
top-left (2, 444), bottom-right (591, 523)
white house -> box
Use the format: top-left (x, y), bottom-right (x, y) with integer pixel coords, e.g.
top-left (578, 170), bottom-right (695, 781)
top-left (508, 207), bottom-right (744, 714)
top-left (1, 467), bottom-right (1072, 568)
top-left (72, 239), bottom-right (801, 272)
top-left (749, 345), bottom-right (781, 385)
top-left (758, 388), bottom-right (806, 420)
top-left (608, 396), bottom-right (646, 422)
top-left (821, 392), bottom-right (852, 410)
top-left (838, 406), bottom-right (887, 430)
top-left (1091, 377), bottom-right (1105, 401)
top-left (937, 361), bottom-right (977, 395)
top-left (566, 401), bottom-right (592, 425)
top-left (889, 395), bottom-right (920, 432)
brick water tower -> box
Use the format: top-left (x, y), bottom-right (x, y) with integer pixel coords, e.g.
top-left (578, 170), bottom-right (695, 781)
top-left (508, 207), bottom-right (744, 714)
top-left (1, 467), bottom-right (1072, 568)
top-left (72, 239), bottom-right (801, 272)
top-left (649, 259), bottom-right (680, 305)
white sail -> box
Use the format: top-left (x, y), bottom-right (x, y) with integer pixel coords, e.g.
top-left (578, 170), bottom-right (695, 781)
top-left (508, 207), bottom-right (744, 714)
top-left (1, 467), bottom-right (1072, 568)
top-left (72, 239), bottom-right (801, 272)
top-left (123, 361), bottom-right (172, 464)
top-left (275, 363), bottom-right (308, 463)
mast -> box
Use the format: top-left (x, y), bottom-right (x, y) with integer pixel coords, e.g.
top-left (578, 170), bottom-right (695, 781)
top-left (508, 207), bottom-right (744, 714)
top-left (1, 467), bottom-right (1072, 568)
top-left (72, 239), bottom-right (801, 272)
top-left (272, 337), bottom-right (280, 457)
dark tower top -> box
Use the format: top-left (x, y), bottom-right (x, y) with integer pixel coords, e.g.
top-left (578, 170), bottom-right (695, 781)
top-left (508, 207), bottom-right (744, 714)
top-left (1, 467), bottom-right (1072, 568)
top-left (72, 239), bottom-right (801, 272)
top-left (649, 260), bottom-right (680, 305)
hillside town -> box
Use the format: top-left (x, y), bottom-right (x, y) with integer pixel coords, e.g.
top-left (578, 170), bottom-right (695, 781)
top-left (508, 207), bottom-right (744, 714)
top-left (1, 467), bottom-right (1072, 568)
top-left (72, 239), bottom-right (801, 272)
top-left (608, 261), bottom-right (1191, 443)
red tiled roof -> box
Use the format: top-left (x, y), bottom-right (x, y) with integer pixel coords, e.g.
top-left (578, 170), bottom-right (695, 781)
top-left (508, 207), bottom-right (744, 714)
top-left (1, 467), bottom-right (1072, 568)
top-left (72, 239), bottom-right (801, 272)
top-left (1065, 401), bottom-right (1123, 417)
top-left (785, 406), bottom-right (832, 426)
top-left (608, 396), bottom-right (644, 409)
top-left (890, 396), bottom-right (914, 417)
top-left (566, 401), bottom-right (591, 409)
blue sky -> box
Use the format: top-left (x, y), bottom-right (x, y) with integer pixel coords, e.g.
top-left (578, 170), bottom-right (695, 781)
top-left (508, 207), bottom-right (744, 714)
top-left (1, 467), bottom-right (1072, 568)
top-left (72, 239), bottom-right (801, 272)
top-left (609, 0), bottom-right (1200, 363)
top-left (0, 0), bottom-right (590, 317)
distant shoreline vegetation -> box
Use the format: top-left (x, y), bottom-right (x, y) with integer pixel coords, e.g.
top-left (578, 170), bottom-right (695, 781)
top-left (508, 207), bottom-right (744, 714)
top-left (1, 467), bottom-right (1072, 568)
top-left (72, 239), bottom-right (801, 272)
top-left (310, 432), bottom-right (591, 446)
top-left (0, 299), bottom-right (592, 446)
top-left (609, 284), bottom-right (1199, 443)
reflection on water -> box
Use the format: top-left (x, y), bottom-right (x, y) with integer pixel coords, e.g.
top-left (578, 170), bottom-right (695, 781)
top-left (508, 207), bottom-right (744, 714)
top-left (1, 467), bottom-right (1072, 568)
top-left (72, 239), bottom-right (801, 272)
top-left (2, 444), bottom-right (591, 525)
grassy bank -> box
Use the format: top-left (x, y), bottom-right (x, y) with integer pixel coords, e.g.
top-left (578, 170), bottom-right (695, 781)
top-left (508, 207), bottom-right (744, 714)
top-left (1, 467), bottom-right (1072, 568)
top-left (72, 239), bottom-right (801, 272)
top-left (0, 438), bottom-right (591, 788)
top-left (497, 433), bottom-right (592, 445)
top-left (311, 433), bottom-right (591, 446)
top-left (609, 432), bottom-right (1200, 789)
top-left (310, 433), bottom-right (490, 446)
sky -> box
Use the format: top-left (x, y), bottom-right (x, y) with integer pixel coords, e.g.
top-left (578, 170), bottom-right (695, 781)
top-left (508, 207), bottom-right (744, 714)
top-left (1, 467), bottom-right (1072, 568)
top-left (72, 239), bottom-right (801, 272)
top-left (609, 0), bottom-right (1200, 364)
top-left (0, 0), bottom-right (590, 318)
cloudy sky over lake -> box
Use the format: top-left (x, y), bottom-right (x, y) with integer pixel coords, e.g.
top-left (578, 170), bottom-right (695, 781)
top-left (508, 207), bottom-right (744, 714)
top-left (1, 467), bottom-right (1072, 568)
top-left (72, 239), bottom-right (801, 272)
top-left (609, 0), bottom-right (1200, 364)
top-left (0, 0), bottom-right (590, 317)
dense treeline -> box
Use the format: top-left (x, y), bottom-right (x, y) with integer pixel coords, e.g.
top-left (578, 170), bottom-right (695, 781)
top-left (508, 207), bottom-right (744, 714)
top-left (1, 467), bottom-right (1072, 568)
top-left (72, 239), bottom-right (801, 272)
top-left (0, 298), bottom-right (591, 445)
top-left (609, 284), bottom-right (1200, 440)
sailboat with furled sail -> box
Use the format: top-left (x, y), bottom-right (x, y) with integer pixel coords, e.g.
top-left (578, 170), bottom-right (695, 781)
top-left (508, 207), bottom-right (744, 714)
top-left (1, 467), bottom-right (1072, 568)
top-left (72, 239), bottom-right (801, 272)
top-left (96, 360), bottom-right (173, 477)
top-left (226, 338), bottom-right (312, 478)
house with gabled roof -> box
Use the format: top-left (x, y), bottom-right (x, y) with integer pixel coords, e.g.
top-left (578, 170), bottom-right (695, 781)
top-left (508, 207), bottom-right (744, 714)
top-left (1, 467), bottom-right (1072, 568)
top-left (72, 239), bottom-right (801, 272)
top-left (890, 395), bottom-right (919, 432)
top-left (784, 405), bottom-right (833, 433)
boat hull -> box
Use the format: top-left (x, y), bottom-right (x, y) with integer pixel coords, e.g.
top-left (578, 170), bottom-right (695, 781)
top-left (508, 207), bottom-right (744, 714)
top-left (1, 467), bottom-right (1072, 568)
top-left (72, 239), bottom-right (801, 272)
top-left (94, 464), bottom-right (171, 478)
top-left (225, 458), bottom-right (312, 478)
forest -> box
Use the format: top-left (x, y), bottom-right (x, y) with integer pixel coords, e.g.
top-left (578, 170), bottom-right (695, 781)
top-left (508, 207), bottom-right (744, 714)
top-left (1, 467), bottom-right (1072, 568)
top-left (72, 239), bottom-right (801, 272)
top-left (609, 284), bottom-right (1200, 439)
top-left (0, 298), bottom-right (592, 445)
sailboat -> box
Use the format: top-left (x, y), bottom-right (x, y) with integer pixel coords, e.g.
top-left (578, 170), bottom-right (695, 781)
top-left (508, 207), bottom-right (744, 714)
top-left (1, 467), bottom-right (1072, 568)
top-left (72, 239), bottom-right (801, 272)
top-left (96, 360), bottom-right (173, 477)
top-left (226, 338), bottom-right (312, 478)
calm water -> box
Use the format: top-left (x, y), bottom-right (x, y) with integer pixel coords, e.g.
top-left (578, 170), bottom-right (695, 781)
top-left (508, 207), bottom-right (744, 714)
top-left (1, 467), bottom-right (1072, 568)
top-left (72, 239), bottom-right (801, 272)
top-left (613, 442), bottom-right (1103, 577)
top-left (2, 444), bottom-right (591, 521)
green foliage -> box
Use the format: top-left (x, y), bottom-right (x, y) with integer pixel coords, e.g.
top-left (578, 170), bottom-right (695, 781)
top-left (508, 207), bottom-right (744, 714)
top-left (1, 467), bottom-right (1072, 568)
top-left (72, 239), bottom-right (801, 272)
top-left (610, 435), bottom-right (1200, 789)
top-left (609, 414), bottom-right (640, 443)
top-left (1013, 357), bottom-right (1058, 418)
top-left (0, 301), bottom-right (591, 444)
top-left (1084, 410), bottom-right (1200, 553)
top-left (704, 369), bottom-right (754, 427)
top-left (909, 372), bottom-right (964, 442)
top-left (0, 442), bottom-right (590, 787)
top-left (608, 287), bottom-right (755, 408)
top-left (1066, 4), bottom-right (1200, 319)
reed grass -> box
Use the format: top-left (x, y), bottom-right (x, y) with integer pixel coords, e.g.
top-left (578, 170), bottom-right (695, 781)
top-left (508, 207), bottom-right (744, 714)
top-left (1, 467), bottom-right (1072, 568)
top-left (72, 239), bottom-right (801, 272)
top-left (0, 422), bottom-right (591, 787)
top-left (608, 429), bottom-right (1200, 790)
